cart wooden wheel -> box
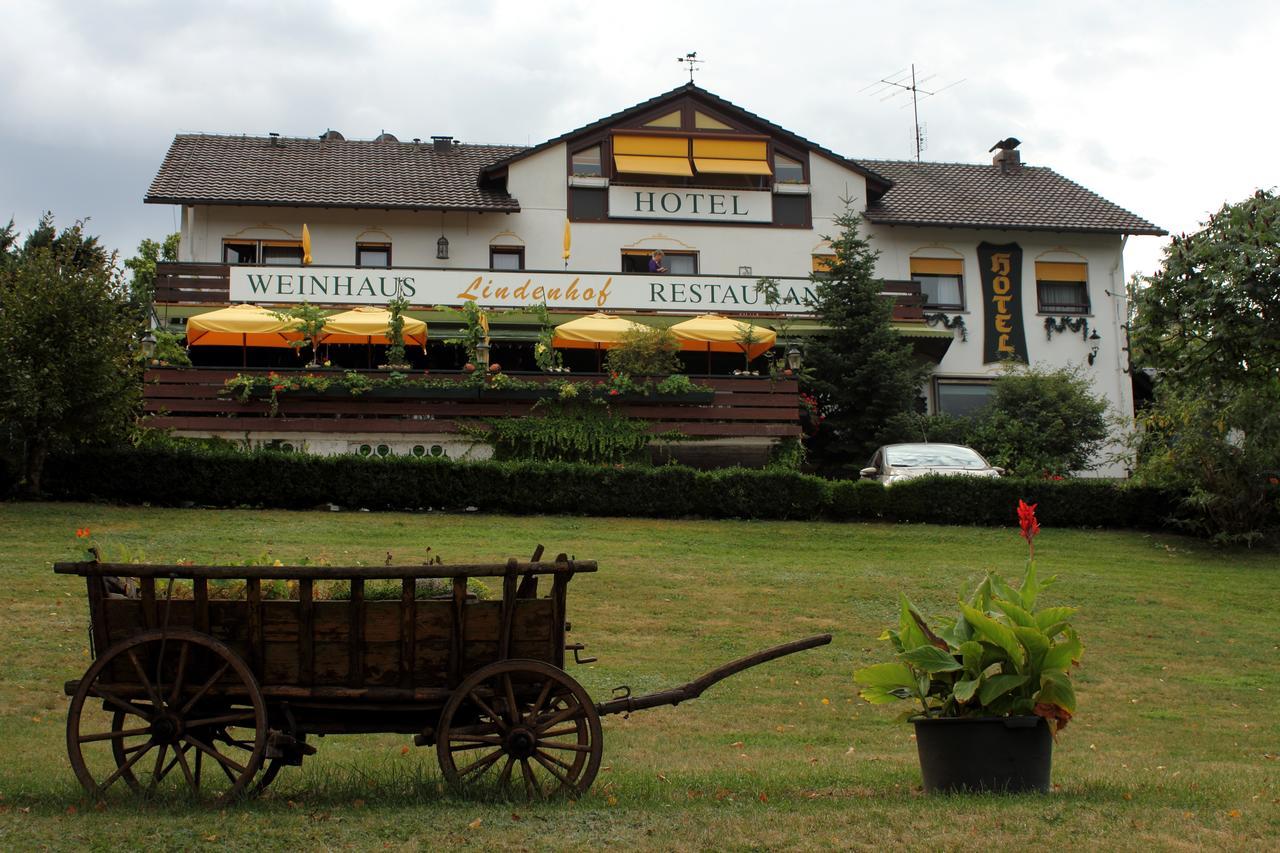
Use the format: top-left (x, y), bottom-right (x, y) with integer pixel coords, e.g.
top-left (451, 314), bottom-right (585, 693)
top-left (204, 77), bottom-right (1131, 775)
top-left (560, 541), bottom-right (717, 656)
top-left (66, 630), bottom-right (268, 803)
top-left (437, 660), bottom-right (603, 801)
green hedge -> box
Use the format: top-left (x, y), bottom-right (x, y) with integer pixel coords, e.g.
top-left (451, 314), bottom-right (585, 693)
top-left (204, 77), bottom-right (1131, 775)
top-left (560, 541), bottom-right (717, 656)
top-left (34, 447), bottom-right (1183, 529)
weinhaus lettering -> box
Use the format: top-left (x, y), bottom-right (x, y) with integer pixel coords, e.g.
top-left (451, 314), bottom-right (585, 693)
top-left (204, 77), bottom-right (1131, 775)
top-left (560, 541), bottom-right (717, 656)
top-left (244, 272), bottom-right (416, 299)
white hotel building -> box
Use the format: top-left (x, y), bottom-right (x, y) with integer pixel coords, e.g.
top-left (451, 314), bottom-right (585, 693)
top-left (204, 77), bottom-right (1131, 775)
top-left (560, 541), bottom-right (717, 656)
top-left (145, 84), bottom-right (1164, 471)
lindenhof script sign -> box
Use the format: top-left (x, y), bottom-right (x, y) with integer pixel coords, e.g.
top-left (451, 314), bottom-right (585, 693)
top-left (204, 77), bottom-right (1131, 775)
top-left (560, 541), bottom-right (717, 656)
top-left (607, 186), bottom-right (772, 223)
top-left (228, 267), bottom-right (816, 314)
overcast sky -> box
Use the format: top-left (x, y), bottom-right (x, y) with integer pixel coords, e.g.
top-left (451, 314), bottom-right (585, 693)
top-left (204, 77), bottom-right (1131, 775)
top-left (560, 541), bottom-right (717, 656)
top-left (3, 0), bottom-right (1277, 278)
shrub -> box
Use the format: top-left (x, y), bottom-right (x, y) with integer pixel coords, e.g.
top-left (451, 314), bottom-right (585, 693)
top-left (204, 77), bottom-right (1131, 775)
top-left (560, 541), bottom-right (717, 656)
top-left (478, 402), bottom-right (656, 464)
top-left (604, 326), bottom-right (682, 377)
top-left (874, 412), bottom-right (976, 447)
top-left (28, 446), bottom-right (1203, 532)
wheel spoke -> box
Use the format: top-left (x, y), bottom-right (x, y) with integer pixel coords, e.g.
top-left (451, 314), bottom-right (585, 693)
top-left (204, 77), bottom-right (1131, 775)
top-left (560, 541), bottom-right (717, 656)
top-left (168, 642), bottom-right (190, 706)
top-left (532, 703), bottom-right (581, 734)
top-left (539, 726), bottom-right (584, 739)
top-left (147, 743), bottom-right (169, 793)
top-left (127, 649), bottom-right (165, 711)
top-left (520, 758), bottom-right (541, 801)
top-left (180, 661), bottom-right (231, 715)
top-left (448, 734), bottom-right (503, 747)
top-left (216, 752), bottom-right (238, 784)
top-left (175, 742), bottom-right (197, 791)
top-left (193, 746), bottom-right (203, 790)
top-left (186, 711), bottom-right (257, 729)
top-left (532, 752), bottom-right (574, 790)
top-left (535, 749), bottom-right (576, 772)
top-left (497, 755), bottom-right (515, 793)
top-left (183, 734), bottom-right (247, 776)
top-left (537, 739), bottom-right (592, 753)
top-left (98, 741), bottom-right (153, 792)
top-left (466, 690), bottom-right (508, 733)
top-left (529, 679), bottom-right (554, 719)
top-left (502, 674), bottom-right (520, 727)
top-left (78, 726), bottom-right (151, 744)
top-left (90, 685), bottom-right (153, 721)
top-left (157, 743), bottom-right (189, 783)
top-left (456, 748), bottom-right (504, 780)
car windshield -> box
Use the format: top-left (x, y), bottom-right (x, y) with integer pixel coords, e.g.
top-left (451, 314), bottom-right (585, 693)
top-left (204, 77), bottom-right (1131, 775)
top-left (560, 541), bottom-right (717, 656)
top-left (885, 445), bottom-right (987, 469)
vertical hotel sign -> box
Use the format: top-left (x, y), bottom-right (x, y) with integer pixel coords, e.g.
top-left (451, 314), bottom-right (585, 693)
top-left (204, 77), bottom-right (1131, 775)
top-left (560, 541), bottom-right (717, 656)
top-left (977, 242), bottom-right (1028, 363)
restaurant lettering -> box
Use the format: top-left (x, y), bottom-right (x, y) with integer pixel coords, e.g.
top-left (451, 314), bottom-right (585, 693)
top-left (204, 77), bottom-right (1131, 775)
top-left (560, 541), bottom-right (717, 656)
top-left (977, 242), bottom-right (1028, 363)
top-left (607, 186), bottom-right (772, 223)
top-left (229, 266), bottom-right (814, 315)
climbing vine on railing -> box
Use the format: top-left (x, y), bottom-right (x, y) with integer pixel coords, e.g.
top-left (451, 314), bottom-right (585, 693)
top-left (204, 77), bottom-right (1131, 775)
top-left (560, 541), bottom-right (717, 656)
top-left (1044, 316), bottom-right (1089, 341)
top-left (923, 312), bottom-right (968, 342)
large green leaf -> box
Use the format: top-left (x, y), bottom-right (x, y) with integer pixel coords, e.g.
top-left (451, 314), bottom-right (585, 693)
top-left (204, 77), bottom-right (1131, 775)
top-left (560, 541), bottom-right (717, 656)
top-left (1035, 606), bottom-right (1076, 635)
top-left (960, 603), bottom-right (1025, 669)
top-left (859, 685), bottom-right (913, 704)
top-left (958, 640), bottom-right (984, 676)
top-left (1014, 625), bottom-right (1050, 671)
top-left (953, 677), bottom-right (979, 704)
top-left (995, 598), bottom-right (1035, 628)
top-left (978, 673), bottom-right (1029, 706)
top-left (1019, 561), bottom-right (1042, 610)
top-left (1042, 630), bottom-right (1084, 672)
top-left (988, 573), bottom-right (1023, 608)
top-left (897, 595), bottom-right (929, 651)
top-left (900, 645), bottom-right (963, 674)
top-left (854, 662), bottom-right (915, 689)
top-left (1038, 669), bottom-right (1077, 714)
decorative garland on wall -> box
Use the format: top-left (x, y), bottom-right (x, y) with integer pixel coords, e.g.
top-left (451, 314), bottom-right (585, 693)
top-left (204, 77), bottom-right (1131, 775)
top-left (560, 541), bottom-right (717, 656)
top-left (924, 313), bottom-right (968, 342)
top-left (1044, 316), bottom-right (1089, 341)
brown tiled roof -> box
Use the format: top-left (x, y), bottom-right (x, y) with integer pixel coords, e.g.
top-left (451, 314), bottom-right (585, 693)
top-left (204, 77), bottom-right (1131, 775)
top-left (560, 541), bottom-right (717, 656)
top-left (857, 159), bottom-right (1165, 236)
top-left (145, 134), bottom-right (524, 212)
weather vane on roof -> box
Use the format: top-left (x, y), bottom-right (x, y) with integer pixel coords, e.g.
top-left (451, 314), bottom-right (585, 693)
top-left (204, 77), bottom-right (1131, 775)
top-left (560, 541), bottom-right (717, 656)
top-left (677, 51), bottom-right (703, 83)
top-left (862, 63), bottom-right (965, 163)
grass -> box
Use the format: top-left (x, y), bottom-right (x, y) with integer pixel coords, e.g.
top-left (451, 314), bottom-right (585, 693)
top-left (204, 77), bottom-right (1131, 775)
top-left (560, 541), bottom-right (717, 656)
top-left (1, 501), bottom-right (1277, 851)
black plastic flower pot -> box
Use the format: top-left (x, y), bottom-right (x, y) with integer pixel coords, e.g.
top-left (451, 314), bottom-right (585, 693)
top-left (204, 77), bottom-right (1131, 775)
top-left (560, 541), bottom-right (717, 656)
top-left (912, 716), bottom-right (1052, 794)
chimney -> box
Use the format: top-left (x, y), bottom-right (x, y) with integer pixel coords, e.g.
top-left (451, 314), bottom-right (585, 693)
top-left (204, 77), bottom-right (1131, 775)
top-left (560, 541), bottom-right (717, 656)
top-left (993, 147), bottom-right (1022, 173)
top-left (269, 132), bottom-right (280, 147)
top-left (431, 135), bottom-right (454, 154)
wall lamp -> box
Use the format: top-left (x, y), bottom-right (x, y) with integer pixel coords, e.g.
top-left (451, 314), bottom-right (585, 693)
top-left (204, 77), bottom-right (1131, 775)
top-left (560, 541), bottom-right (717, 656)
top-left (1087, 329), bottom-right (1101, 365)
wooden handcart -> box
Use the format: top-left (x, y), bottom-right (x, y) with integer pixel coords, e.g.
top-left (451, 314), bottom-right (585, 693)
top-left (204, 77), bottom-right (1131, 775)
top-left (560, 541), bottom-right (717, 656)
top-left (56, 551), bottom-right (830, 802)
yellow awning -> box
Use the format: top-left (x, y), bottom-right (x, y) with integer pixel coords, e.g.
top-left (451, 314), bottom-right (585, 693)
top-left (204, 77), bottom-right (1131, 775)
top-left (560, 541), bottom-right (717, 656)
top-left (669, 313), bottom-right (777, 360)
top-left (691, 139), bottom-right (767, 159)
top-left (910, 257), bottom-right (963, 276)
top-left (186, 304), bottom-right (302, 348)
top-left (613, 135), bottom-right (688, 156)
top-left (613, 154), bottom-right (693, 176)
top-left (551, 313), bottom-right (653, 350)
top-left (1036, 261), bottom-right (1088, 282)
top-left (317, 306), bottom-right (427, 346)
top-left (693, 157), bottom-right (773, 175)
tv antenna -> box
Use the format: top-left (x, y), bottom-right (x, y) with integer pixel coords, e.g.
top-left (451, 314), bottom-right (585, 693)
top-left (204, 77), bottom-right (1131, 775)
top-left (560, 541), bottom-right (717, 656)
top-left (861, 63), bottom-right (964, 162)
top-left (677, 51), bottom-right (703, 83)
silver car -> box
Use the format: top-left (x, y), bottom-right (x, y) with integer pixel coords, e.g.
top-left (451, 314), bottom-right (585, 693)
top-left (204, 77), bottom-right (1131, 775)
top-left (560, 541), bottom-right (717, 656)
top-left (860, 443), bottom-right (1003, 485)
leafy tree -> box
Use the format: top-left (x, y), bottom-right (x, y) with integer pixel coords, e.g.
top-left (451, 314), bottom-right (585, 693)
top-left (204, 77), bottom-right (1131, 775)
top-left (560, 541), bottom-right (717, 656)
top-left (605, 326), bottom-right (682, 377)
top-left (1131, 189), bottom-right (1279, 393)
top-left (0, 218), bottom-right (142, 494)
top-left (969, 366), bottom-right (1110, 477)
top-left (805, 209), bottom-right (931, 466)
top-left (124, 232), bottom-right (180, 315)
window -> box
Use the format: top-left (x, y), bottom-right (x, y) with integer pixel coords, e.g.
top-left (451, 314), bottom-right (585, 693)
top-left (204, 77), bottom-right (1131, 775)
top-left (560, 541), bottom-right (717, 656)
top-left (774, 194), bottom-right (810, 227)
top-left (621, 250), bottom-right (698, 274)
top-left (489, 246), bottom-right (524, 271)
top-left (569, 187), bottom-right (608, 220)
top-left (571, 145), bottom-right (602, 177)
top-left (694, 111), bottom-right (733, 131)
top-left (935, 380), bottom-right (994, 417)
top-left (1035, 262), bottom-right (1090, 314)
top-left (910, 257), bottom-right (965, 310)
top-left (356, 242), bottom-right (391, 267)
top-left (222, 240), bottom-right (302, 265)
top-left (774, 152), bottom-right (805, 183)
top-left (645, 110), bottom-right (683, 129)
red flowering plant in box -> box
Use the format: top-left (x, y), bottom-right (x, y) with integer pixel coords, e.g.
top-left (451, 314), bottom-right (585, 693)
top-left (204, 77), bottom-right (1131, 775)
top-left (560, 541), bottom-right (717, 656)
top-left (855, 500), bottom-right (1081, 732)
top-left (798, 393), bottom-right (824, 435)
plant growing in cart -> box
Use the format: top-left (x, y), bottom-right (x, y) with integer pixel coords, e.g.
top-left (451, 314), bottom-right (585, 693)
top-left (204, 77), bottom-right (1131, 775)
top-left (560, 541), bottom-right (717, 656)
top-left (854, 501), bottom-right (1082, 792)
top-left (272, 301), bottom-right (328, 367)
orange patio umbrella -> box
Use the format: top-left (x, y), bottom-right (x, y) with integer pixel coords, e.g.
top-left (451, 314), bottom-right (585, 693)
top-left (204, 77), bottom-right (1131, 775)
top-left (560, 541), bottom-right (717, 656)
top-left (186, 304), bottom-right (303, 366)
top-left (669, 313), bottom-right (776, 373)
top-left (552, 312), bottom-right (653, 371)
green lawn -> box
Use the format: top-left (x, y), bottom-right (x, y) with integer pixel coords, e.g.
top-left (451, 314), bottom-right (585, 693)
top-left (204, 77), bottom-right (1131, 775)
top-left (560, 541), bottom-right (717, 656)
top-left (1, 502), bottom-right (1277, 851)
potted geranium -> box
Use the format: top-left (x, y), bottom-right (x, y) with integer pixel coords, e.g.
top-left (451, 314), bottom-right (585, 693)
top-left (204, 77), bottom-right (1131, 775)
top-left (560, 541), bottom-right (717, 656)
top-left (854, 501), bottom-right (1081, 793)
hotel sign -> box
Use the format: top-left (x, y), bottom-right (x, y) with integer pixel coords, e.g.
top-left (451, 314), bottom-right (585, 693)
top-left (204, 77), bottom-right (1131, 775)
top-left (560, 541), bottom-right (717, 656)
top-left (229, 267), bottom-right (816, 315)
top-left (607, 186), bottom-right (772, 223)
top-left (977, 242), bottom-right (1029, 363)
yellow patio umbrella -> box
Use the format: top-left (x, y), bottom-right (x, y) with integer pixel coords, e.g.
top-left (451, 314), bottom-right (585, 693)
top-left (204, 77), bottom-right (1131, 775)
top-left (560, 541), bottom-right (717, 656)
top-left (316, 306), bottom-right (427, 346)
top-left (562, 217), bottom-right (571, 268)
top-left (669, 313), bottom-right (777, 372)
top-left (552, 312), bottom-right (653, 371)
top-left (186, 303), bottom-right (303, 366)
top-left (301, 224), bottom-right (313, 265)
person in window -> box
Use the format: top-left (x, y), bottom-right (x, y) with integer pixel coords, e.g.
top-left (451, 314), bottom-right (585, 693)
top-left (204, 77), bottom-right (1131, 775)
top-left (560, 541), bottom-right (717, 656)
top-left (648, 250), bottom-right (668, 273)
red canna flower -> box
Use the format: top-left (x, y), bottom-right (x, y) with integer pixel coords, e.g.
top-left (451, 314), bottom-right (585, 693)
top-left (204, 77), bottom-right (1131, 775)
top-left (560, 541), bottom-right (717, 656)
top-left (608, 389), bottom-right (619, 396)
top-left (1017, 500), bottom-right (1040, 545)
top-left (75, 527), bottom-right (90, 539)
